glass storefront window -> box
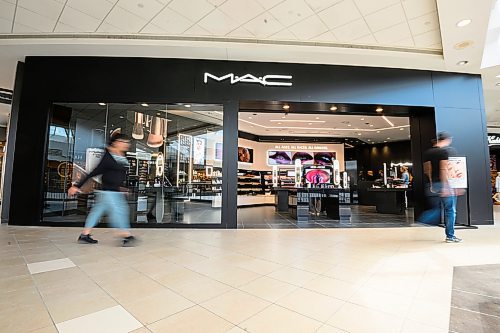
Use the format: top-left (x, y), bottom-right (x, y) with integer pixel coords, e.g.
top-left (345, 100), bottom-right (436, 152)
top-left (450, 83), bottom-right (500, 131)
top-left (43, 103), bottom-right (223, 225)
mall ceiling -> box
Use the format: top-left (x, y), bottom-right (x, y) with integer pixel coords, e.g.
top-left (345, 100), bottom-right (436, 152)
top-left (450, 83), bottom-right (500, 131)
top-left (0, 0), bottom-right (498, 130)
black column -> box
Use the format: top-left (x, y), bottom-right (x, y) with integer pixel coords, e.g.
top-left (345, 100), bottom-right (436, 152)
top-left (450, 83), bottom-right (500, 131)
top-left (410, 108), bottom-right (436, 218)
top-left (222, 100), bottom-right (238, 229)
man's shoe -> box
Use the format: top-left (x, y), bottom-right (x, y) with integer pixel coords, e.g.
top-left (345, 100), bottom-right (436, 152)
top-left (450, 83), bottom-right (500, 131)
top-left (122, 235), bottom-right (138, 247)
top-left (78, 234), bottom-right (98, 244)
top-left (446, 236), bottom-right (462, 243)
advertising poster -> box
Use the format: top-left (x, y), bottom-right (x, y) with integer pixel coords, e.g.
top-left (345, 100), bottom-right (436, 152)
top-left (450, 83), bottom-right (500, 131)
top-left (291, 152), bottom-right (313, 165)
top-left (238, 147), bottom-right (253, 163)
top-left (268, 151), bottom-right (292, 165)
top-left (215, 142), bottom-right (223, 160)
top-left (304, 166), bottom-right (332, 184)
top-left (448, 157), bottom-right (467, 188)
top-left (314, 152), bottom-right (336, 165)
top-left (193, 137), bottom-right (206, 165)
top-left (178, 134), bottom-right (192, 164)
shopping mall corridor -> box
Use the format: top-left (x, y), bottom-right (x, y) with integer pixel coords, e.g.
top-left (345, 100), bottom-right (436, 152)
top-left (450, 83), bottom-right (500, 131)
top-left (2, 212), bottom-right (500, 333)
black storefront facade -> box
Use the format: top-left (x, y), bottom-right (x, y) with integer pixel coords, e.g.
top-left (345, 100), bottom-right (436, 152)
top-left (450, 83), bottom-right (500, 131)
top-left (3, 56), bottom-right (493, 228)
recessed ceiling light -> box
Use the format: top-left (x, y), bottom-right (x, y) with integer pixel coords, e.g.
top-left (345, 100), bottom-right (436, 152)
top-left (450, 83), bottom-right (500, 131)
top-left (141, 103), bottom-right (149, 107)
top-left (156, 112), bottom-right (161, 115)
top-left (278, 122), bottom-right (282, 125)
top-left (456, 19), bottom-right (472, 27)
top-left (384, 140), bottom-right (387, 143)
top-left (387, 137), bottom-right (391, 140)
top-left (360, 118), bottom-right (364, 120)
top-left (184, 104), bottom-right (191, 108)
top-left (496, 82), bottom-right (500, 86)
top-left (315, 117), bottom-right (320, 120)
top-left (308, 123), bottom-right (312, 125)
top-left (248, 116), bottom-right (252, 119)
top-left (457, 60), bottom-right (469, 66)
top-left (358, 133), bottom-right (362, 136)
top-left (400, 128), bottom-right (404, 130)
top-left (348, 124), bottom-right (352, 127)
top-left (283, 104), bottom-right (290, 110)
top-left (98, 102), bottom-right (106, 106)
top-left (119, 116), bottom-right (124, 119)
top-left (330, 106), bottom-right (338, 111)
top-left (282, 116), bottom-right (286, 119)
top-left (369, 124), bottom-right (374, 127)
top-left (376, 107), bottom-right (383, 112)
top-left (377, 130), bottom-right (380, 133)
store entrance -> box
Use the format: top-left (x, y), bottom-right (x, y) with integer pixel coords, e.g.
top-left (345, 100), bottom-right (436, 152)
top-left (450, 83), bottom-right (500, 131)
top-left (236, 101), bottom-right (431, 229)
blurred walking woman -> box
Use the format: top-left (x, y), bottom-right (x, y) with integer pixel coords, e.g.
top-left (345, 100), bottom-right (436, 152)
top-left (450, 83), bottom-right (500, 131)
top-left (68, 134), bottom-right (137, 246)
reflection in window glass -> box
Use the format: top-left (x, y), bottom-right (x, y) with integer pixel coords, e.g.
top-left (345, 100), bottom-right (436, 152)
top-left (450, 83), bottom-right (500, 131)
top-left (43, 103), bottom-right (223, 225)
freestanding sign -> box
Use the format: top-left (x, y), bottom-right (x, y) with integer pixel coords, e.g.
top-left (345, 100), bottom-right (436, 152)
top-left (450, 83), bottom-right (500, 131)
top-left (448, 157), bottom-right (467, 189)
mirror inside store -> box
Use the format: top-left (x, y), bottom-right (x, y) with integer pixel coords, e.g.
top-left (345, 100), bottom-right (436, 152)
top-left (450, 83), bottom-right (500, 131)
top-left (237, 110), bottom-right (414, 228)
top-left (43, 103), bottom-right (223, 225)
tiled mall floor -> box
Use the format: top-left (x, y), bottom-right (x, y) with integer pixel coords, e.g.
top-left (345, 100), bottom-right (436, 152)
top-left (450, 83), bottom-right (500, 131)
top-left (2, 212), bottom-right (500, 333)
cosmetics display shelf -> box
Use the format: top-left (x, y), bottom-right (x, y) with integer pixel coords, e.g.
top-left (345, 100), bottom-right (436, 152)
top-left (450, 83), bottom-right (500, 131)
top-left (237, 169), bottom-right (273, 195)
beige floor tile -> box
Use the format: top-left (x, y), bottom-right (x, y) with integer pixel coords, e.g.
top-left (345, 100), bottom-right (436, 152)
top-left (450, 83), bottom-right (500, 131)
top-left (78, 259), bottom-right (127, 277)
top-left (322, 265), bottom-right (373, 285)
top-left (166, 274), bottom-right (233, 303)
top-left (203, 266), bottom-right (262, 287)
top-left (0, 274), bottom-right (34, 293)
top-left (32, 266), bottom-right (86, 286)
top-left (201, 289), bottom-right (271, 324)
top-left (29, 326), bottom-right (59, 333)
top-left (0, 303), bottom-right (53, 333)
top-left (406, 299), bottom-right (451, 330)
top-left (46, 288), bottom-right (117, 323)
top-left (24, 251), bottom-right (68, 264)
top-left (224, 326), bottom-right (247, 333)
top-left (0, 263), bottom-right (30, 279)
top-left (303, 275), bottom-right (360, 301)
top-left (234, 258), bottom-right (283, 275)
top-left (122, 289), bottom-right (194, 325)
top-left (349, 286), bottom-right (413, 317)
top-left (276, 288), bottom-right (345, 322)
top-left (56, 305), bottom-right (143, 333)
top-left (288, 258), bottom-right (335, 274)
top-left (239, 304), bottom-right (323, 333)
top-left (131, 328), bottom-right (152, 333)
top-left (239, 276), bottom-right (298, 302)
top-left (0, 287), bottom-right (43, 311)
top-left (100, 276), bottom-right (166, 304)
top-left (268, 267), bottom-right (319, 286)
top-left (148, 306), bottom-right (233, 333)
top-left (315, 324), bottom-right (348, 333)
top-left (328, 303), bottom-right (404, 333)
top-left (401, 319), bottom-right (448, 333)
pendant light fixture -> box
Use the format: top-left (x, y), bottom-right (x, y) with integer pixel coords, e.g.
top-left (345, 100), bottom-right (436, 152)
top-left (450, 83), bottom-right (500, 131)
top-left (147, 116), bottom-right (164, 148)
top-left (132, 112), bottom-right (144, 140)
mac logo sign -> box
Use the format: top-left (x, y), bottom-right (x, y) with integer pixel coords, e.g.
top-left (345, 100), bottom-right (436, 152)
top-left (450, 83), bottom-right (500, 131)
top-left (203, 72), bottom-right (293, 87)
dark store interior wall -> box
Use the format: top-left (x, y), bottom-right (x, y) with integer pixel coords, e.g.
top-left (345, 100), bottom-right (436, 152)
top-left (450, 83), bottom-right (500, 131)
top-left (345, 141), bottom-right (412, 178)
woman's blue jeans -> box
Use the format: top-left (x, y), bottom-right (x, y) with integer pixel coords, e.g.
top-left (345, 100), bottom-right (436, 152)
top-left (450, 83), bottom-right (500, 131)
top-left (418, 184), bottom-right (457, 239)
top-left (84, 191), bottom-right (130, 231)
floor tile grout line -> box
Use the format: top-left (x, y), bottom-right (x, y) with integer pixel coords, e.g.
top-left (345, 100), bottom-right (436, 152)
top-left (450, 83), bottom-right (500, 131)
top-left (452, 288), bottom-right (500, 300)
top-left (450, 305), bottom-right (500, 319)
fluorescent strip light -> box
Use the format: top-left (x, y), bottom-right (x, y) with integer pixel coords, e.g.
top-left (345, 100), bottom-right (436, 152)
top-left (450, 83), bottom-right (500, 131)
top-left (382, 116), bottom-right (394, 127)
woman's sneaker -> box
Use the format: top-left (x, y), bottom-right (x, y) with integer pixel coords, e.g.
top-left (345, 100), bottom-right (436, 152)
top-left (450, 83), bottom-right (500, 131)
top-left (78, 234), bottom-right (98, 244)
top-left (446, 236), bottom-right (462, 243)
top-left (122, 235), bottom-right (138, 247)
